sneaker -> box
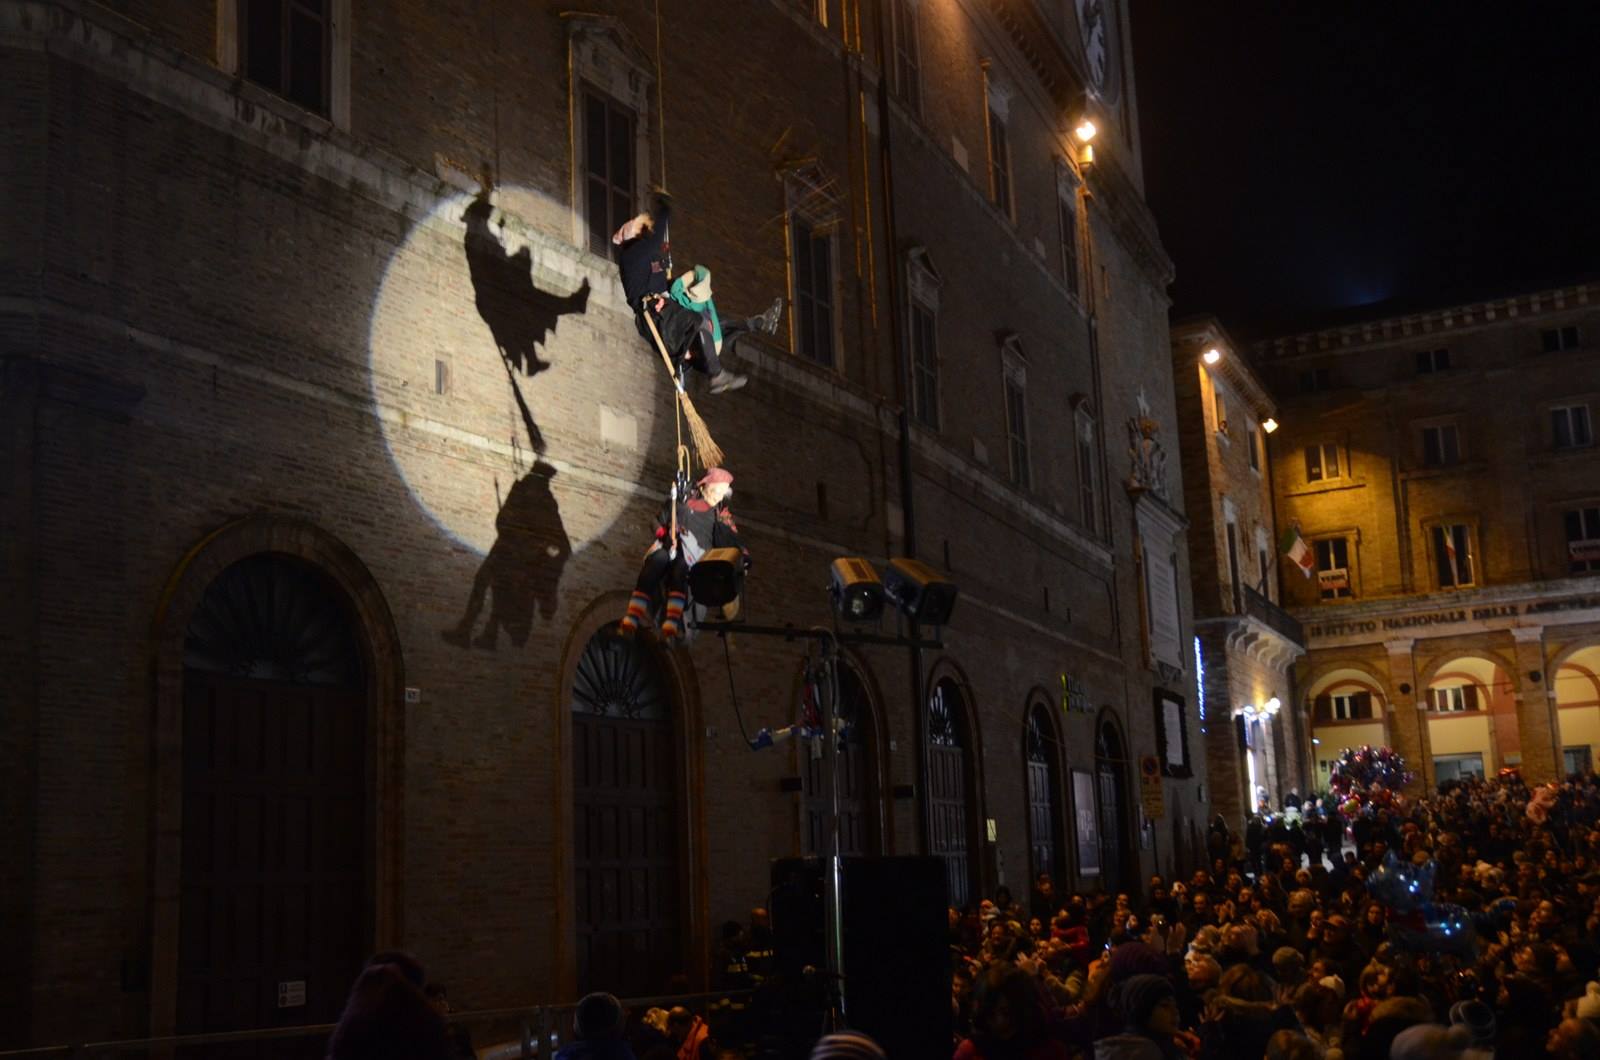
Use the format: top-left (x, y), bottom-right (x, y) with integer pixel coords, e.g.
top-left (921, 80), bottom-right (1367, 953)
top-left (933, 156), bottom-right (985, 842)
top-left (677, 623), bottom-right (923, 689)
top-left (755, 297), bottom-right (785, 335)
top-left (708, 371), bottom-right (748, 394)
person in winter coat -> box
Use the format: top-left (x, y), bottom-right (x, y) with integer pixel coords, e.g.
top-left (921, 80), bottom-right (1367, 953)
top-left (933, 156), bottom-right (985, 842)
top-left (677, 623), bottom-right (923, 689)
top-left (954, 964), bottom-right (1070, 1060)
top-left (326, 953), bottom-right (454, 1060)
top-left (1092, 974), bottom-right (1188, 1060)
top-left (555, 992), bottom-right (639, 1060)
top-left (617, 467), bottom-right (746, 639)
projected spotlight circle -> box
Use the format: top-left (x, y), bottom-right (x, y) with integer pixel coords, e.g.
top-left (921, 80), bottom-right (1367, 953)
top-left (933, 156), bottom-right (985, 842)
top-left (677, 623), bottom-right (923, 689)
top-left (366, 186), bottom-right (666, 557)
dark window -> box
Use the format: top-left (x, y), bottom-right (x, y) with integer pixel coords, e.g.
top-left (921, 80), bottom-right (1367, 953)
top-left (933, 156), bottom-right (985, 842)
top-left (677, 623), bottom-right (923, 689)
top-left (1314, 537), bottom-right (1351, 600)
top-left (1305, 443), bottom-right (1339, 482)
top-left (910, 301), bottom-right (939, 429)
top-left (1299, 367), bottom-right (1331, 393)
top-left (1542, 325), bottom-right (1581, 352)
top-left (241, 0), bottom-right (331, 115)
top-left (1421, 423), bottom-right (1461, 466)
top-left (1059, 195), bottom-right (1080, 297)
top-left (1005, 373), bottom-right (1029, 489)
top-left (1258, 547), bottom-right (1270, 594)
top-left (1432, 524), bottom-right (1474, 587)
top-left (583, 91), bottom-right (636, 260)
top-left (891, 0), bottom-right (920, 113)
top-left (1248, 426), bottom-right (1261, 471)
top-left (792, 217), bottom-right (836, 367)
top-left (1565, 506), bottom-right (1600, 573)
top-left (1552, 405), bottom-right (1594, 449)
top-left (1415, 347), bottom-right (1451, 374)
top-left (987, 108), bottom-right (1011, 216)
top-left (1324, 691), bottom-right (1372, 721)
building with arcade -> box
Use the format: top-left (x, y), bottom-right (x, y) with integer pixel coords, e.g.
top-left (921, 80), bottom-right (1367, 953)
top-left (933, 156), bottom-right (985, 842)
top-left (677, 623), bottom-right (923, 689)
top-left (1253, 282), bottom-right (1600, 792)
top-left (0, 0), bottom-right (1203, 1050)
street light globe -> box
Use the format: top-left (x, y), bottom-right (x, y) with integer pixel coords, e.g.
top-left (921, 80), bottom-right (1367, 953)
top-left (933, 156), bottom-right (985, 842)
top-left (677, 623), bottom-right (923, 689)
top-left (1265, 696), bottom-right (1282, 714)
top-left (1202, 348), bottom-right (1222, 365)
top-left (1262, 417), bottom-right (1279, 434)
top-left (1074, 118), bottom-right (1098, 143)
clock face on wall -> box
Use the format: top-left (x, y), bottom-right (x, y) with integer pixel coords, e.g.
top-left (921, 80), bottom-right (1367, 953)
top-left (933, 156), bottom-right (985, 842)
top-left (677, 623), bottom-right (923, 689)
top-left (1075, 0), bottom-right (1118, 100)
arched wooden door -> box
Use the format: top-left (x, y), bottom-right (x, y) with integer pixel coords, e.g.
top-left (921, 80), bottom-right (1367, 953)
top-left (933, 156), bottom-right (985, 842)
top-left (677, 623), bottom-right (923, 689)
top-left (802, 662), bottom-right (881, 857)
top-left (926, 677), bottom-right (978, 909)
top-left (571, 631), bottom-right (681, 997)
top-left (1095, 717), bottom-right (1132, 895)
top-left (178, 554), bottom-right (367, 1053)
top-left (1024, 702), bottom-right (1064, 887)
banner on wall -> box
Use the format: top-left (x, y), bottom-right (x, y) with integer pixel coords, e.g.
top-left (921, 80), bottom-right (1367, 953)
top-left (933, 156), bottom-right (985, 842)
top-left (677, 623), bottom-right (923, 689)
top-left (1139, 755), bottom-right (1165, 819)
top-left (1073, 769), bottom-right (1100, 877)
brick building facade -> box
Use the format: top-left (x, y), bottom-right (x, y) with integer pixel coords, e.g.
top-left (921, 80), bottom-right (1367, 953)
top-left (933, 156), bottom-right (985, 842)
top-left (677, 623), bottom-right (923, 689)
top-left (1172, 318), bottom-right (1306, 829)
top-left (0, 0), bottom-right (1203, 1047)
top-left (1253, 283), bottom-right (1600, 798)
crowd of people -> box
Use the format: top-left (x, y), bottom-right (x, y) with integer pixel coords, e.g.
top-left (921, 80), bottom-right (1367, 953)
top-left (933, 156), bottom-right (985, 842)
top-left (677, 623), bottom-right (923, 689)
top-left (945, 770), bottom-right (1600, 1059)
top-left (316, 771), bottom-right (1600, 1059)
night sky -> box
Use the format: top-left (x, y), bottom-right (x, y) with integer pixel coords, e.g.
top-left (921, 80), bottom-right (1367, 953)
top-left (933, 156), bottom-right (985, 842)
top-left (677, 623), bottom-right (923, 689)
top-left (1131, 3), bottom-right (1600, 338)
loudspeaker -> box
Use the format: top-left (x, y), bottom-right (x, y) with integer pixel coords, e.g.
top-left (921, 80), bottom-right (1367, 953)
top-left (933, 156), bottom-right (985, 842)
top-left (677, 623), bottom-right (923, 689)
top-left (769, 856), bottom-right (952, 1058)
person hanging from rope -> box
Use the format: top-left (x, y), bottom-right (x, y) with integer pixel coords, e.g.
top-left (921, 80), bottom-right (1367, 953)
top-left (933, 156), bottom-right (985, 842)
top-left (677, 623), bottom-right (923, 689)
top-left (617, 466), bottom-right (748, 639)
top-left (613, 191), bottom-right (783, 394)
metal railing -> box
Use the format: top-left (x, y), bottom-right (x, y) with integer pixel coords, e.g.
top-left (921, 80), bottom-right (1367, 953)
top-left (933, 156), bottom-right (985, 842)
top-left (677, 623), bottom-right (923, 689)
top-left (1241, 584), bottom-right (1304, 646)
top-left (0, 989), bottom-right (755, 1059)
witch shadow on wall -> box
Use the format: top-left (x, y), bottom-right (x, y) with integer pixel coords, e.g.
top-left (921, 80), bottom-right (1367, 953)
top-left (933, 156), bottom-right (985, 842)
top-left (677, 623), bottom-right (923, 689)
top-left (442, 461), bottom-right (572, 650)
top-left (443, 194), bottom-right (587, 650)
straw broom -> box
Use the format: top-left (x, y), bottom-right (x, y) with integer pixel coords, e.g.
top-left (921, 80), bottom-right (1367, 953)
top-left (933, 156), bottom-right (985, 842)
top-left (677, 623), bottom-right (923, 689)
top-left (643, 308), bottom-right (725, 469)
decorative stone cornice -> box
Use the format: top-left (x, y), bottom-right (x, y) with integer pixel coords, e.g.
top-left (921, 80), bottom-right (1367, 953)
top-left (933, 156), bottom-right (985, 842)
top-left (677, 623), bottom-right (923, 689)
top-left (1195, 614), bottom-right (1305, 673)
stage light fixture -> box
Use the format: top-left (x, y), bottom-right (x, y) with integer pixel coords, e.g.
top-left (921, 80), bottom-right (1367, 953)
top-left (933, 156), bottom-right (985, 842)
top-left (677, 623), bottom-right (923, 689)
top-left (829, 557), bottom-right (885, 622)
top-left (689, 547), bottom-right (745, 607)
top-left (1203, 348), bottom-right (1222, 365)
top-left (883, 557), bottom-right (959, 626)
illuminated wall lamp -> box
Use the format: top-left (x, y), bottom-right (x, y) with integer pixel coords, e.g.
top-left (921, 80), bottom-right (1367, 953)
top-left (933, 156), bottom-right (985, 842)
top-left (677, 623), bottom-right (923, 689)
top-left (1234, 697), bottom-right (1282, 722)
top-left (1074, 118), bottom-right (1097, 167)
top-left (1202, 347), bottom-right (1222, 365)
top-left (1262, 418), bottom-right (1279, 434)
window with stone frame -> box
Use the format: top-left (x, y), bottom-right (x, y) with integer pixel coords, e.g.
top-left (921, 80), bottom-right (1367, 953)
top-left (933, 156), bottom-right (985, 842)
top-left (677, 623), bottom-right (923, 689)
top-left (1001, 340), bottom-right (1029, 490)
top-left (1421, 422), bottom-right (1463, 467)
top-left (1542, 324), bottom-right (1581, 352)
top-left (569, 19), bottom-right (652, 262)
top-left (1565, 505), bottom-right (1600, 573)
top-left (1428, 684), bottom-right (1478, 713)
top-left (983, 71), bottom-right (1014, 218)
top-left (1057, 173), bottom-right (1082, 298)
top-left (1431, 522), bottom-right (1475, 588)
top-left (581, 91), bottom-right (636, 261)
top-left (1314, 537), bottom-right (1352, 600)
top-left (1247, 420), bottom-right (1262, 471)
top-left (786, 166), bottom-right (842, 369)
top-left (1415, 347), bottom-right (1451, 374)
top-left (906, 248), bottom-right (942, 430)
top-left (1305, 442), bottom-right (1340, 483)
top-left (233, 0), bottom-right (338, 118)
top-left (890, 0), bottom-right (922, 114)
top-left (1318, 690), bottom-right (1373, 722)
top-left (1075, 406), bottom-right (1098, 530)
top-left (1552, 403), bottom-right (1594, 450)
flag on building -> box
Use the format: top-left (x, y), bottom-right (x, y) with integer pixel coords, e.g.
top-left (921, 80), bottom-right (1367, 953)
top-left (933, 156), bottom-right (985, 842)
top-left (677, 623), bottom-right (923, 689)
top-left (1280, 525), bottom-right (1314, 578)
top-left (1443, 526), bottom-right (1461, 585)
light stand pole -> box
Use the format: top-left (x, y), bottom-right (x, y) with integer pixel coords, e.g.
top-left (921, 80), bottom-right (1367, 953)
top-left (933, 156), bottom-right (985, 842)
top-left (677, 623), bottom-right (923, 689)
top-left (691, 619), bottom-right (942, 1030)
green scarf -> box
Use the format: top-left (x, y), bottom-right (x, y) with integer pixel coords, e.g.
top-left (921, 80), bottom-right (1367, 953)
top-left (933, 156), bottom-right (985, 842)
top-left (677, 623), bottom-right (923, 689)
top-left (669, 265), bottom-right (722, 347)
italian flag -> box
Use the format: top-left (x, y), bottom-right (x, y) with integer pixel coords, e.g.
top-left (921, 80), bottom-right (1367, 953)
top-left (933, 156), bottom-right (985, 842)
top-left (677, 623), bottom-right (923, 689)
top-left (1281, 525), bottom-right (1315, 578)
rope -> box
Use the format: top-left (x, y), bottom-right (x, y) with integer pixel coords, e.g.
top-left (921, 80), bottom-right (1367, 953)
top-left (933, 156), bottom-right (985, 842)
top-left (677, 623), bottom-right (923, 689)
top-left (653, 0), bottom-right (668, 189)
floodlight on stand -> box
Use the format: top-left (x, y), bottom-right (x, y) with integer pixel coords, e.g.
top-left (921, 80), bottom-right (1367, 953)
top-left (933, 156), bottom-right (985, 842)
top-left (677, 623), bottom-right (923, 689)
top-left (829, 557), bottom-right (885, 622)
top-left (882, 557), bottom-right (959, 626)
top-left (688, 547), bottom-right (744, 607)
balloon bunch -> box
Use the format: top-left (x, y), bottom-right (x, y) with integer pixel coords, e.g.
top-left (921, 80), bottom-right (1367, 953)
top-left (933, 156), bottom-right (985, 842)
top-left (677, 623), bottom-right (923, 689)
top-left (1366, 850), bottom-right (1477, 958)
top-left (1328, 745), bottom-right (1415, 821)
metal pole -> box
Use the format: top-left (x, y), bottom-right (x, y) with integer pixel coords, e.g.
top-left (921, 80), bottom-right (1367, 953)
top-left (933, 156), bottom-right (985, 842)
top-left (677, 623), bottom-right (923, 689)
top-left (821, 642), bottom-right (846, 1029)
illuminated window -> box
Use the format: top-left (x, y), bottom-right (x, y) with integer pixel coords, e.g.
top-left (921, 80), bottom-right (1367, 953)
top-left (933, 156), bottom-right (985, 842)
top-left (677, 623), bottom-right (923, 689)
top-left (1315, 538), bottom-right (1351, 600)
top-left (1429, 685), bottom-right (1476, 712)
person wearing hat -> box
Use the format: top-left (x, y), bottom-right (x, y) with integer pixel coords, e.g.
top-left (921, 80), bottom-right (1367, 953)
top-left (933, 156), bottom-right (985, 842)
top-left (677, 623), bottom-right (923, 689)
top-left (612, 195), bottom-right (780, 395)
top-left (617, 467), bottom-right (746, 639)
top-left (556, 992), bottom-right (638, 1060)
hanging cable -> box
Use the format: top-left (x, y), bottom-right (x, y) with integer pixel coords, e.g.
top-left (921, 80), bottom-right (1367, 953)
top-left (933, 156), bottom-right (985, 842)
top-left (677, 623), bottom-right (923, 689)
top-left (722, 632), bottom-right (757, 746)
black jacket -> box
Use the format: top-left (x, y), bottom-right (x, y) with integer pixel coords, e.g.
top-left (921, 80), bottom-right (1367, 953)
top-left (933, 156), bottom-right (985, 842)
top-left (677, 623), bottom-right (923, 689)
top-left (619, 195), bottom-right (671, 307)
